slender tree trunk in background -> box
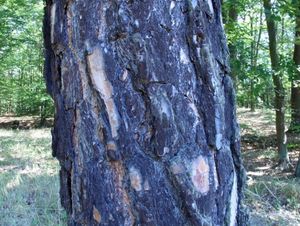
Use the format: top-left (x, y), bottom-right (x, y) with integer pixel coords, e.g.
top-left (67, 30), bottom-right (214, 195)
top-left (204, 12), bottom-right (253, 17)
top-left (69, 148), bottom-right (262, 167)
top-left (291, 5), bottom-right (300, 132)
top-left (292, 2), bottom-right (300, 177)
top-left (44, 0), bottom-right (248, 225)
top-left (249, 9), bottom-right (263, 112)
top-left (296, 159), bottom-right (300, 177)
top-left (249, 11), bottom-right (262, 112)
top-left (263, 0), bottom-right (289, 168)
top-left (250, 18), bottom-right (255, 112)
top-left (250, 79), bottom-right (255, 111)
top-left (226, 0), bottom-right (239, 89)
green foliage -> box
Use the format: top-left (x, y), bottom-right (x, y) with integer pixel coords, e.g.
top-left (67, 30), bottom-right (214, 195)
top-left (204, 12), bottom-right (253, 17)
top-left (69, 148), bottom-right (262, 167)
top-left (223, 0), bottom-right (294, 109)
top-left (0, 0), bottom-right (54, 118)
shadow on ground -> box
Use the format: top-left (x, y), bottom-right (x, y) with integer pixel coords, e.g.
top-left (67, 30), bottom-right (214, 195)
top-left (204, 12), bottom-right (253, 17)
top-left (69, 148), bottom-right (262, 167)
top-left (238, 108), bottom-right (300, 226)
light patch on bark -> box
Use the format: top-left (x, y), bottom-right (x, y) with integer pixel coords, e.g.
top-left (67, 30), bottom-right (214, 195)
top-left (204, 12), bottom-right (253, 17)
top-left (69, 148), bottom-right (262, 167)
top-left (106, 141), bottom-right (117, 151)
top-left (161, 97), bottom-right (171, 118)
top-left (163, 147), bottom-right (170, 155)
top-left (214, 95), bottom-right (225, 151)
top-left (213, 159), bottom-right (219, 191)
top-left (93, 206), bottom-right (101, 223)
top-left (150, 93), bottom-right (173, 121)
top-left (191, 156), bottom-right (210, 194)
top-left (144, 180), bottom-right (150, 191)
top-left (170, 1), bottom-right (176, 12)
top-left (129, 167), bottom-right (142, 192)
top-left (87, 48), bottom-right (120, 138)
top-left (191, 0), bottom-right (198, 9)
top-left (216, 133), bottom-right (223, 150)
top-left (207, 0), bottom-right (214, 15)
top-left (120, 69), bottom-right (128, 81)
top-left (229, 170), bottom-right (238, 226)
top-left (134, 20), bottom-right (139, 28)
top-left (189, 102), bottom-right (200, 128)
top-left (204, 41), bottom-right (225, 151)
top-left (110, 161), bottom-right (136, 226)
top-left (170, 162), bottom-right (185, 175)
top-left (60, 22), bottom-right (63, 33)
top-left (50, 3), bottom-right (56, 44)
top-left (180, 48), bottom-right (190, 64)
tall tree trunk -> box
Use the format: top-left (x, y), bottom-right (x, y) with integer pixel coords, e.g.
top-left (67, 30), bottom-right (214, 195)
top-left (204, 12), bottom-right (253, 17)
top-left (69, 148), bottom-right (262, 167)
top-left (292, 2), bottom-right (300, 177)
top-left (226, 0), bottom-right (239, 89)
top-left (44, 0), bottom-right (248, 225)
top-left (249, 8), bottom-right (263, 112)
top-left (250, 79), bottom-right (255, 112)
top-left (296, 158), bottom-right (300, 177)
top-left (291, 4), bottom-right (300, 132)
top-left (249, 17), bottom-right (255, 112)
top-left (263, 0), bottom-right (289, 167)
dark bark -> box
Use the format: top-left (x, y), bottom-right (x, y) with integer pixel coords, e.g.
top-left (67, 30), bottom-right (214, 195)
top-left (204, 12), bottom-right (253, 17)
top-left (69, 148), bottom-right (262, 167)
top-left (263, 0), bottom-right (289, 167)
top-left (292, 2), bottom-right (300, 177)
top-left (291, 4), bottom-right (300, 132)
top-left (250, 79), bottom-right (255, 112)
top-left (291, 85), bottom-right (300, 130)
top-left (249, 17), bottom-right (255, 112)
top-left (227, 0), bottom-right (239, 88)
top-left (249, 8), bottom-right (263, 112)
top-left (296, 159), bottom-right (300, 177)
top-left (44, 0), bottom-right (248, 225)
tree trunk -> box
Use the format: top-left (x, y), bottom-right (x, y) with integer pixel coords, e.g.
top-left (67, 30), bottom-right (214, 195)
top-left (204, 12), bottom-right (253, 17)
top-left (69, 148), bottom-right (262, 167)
top-left (249, 8), bottom-right (263, 112)
top-left (291, 4), bottom-right (300, 132)
top-left (44, 0), bottom-right (248, 225)
top-left (250, 79), bottom-right (255, 112)
top-left (249, 18), bottom-right (255, 112)
top-left (263, 0), bottom-right (289, 168)
top-left (226, 0), bottom-right (239, 89)
top-left (291, 85), bottom-right (300, 130)
top-left (292, 2), bottom-right (300, 177)
top-left (296, 157), bottom-right (300, 177)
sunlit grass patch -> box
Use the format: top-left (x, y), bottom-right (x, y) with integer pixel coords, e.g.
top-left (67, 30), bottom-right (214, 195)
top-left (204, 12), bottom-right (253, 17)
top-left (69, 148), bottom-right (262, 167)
top-left (246, 177), bottom-right (300, 209)
top-left (243, 147), bottom-right (277, 160)
top-left (246, 177), bottom-right (300, 225)
top-left (238, 108), bottom-right (300, 225)
top-left (0, 129), bottom-right (66, 226)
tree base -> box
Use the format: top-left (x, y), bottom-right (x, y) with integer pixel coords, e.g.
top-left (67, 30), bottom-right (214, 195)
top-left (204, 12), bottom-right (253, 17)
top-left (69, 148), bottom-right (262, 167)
top-left (274, 159), bottom-right (293, 172)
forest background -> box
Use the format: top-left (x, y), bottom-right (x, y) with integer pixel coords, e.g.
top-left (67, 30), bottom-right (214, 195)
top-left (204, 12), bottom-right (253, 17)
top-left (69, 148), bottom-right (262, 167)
top-left (0, 0), bottom-right (299, 225)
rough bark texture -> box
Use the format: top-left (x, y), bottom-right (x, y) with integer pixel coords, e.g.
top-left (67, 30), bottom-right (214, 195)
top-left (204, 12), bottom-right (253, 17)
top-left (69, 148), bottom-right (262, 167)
top-left (291, 3), bottom-right (300, 132)
top-left (293, 3), bottom-right (300, 177)
top-left (44, 0), bottom-right (247, 225)
top-left (263, 0), bottom-right (289, 166)
top-left (296, 158), bottom-right (300, 177)
top-left (226, 0), bottom-right (238, 88)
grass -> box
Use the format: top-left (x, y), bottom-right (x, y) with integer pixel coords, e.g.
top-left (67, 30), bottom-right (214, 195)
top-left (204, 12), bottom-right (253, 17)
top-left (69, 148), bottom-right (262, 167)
top-left (0, 129), bottom-right (67, 226)
top-left (0, 109), bottom-right (299, 225)
top-left (238, 108), bottom-right (300, 225)
top-left (246, 178), bottom-right (300, 210)
top-left (245, 177), bottom-right (300, 225)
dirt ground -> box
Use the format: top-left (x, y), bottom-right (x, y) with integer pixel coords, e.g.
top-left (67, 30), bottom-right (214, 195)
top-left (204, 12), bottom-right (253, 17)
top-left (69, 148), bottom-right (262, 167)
top-left (0, 115), bottom-right (53, 129)
top-left (238, 108), bottom-right (300, 226)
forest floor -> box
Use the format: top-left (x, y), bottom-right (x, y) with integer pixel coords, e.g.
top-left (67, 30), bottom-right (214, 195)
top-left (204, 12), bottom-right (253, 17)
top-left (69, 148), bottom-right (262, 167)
top-left (238, 108), bottom-right (300, 226)
top-left (0, 129), bottom-right (66, 225)
top-left (0, 109), bottom-right (299, 225)
top-left (0, 115), bottom-right (53, 129)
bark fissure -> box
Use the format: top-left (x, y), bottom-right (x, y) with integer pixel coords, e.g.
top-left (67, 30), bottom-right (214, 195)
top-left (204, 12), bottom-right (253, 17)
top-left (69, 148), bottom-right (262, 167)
top-left (44, 0), bottom-right (248, 225)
